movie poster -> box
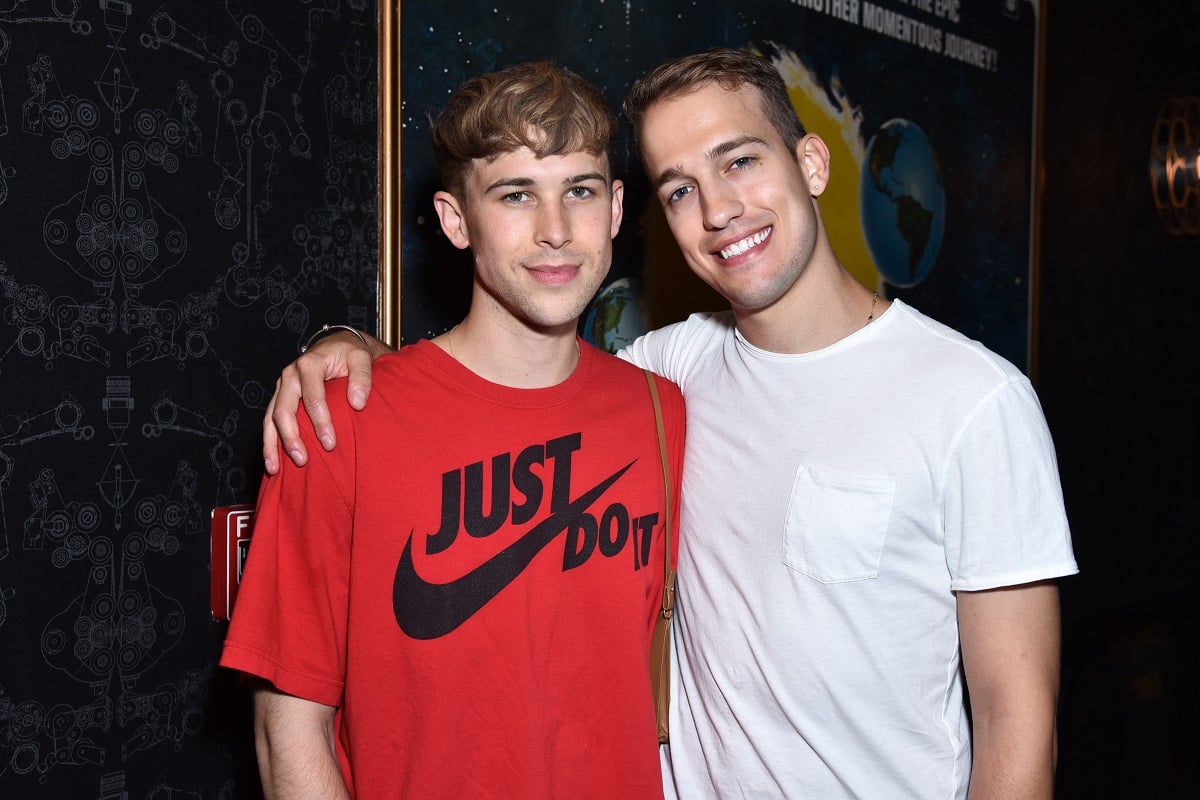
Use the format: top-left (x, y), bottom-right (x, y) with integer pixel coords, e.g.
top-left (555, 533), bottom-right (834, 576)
top-left (397, 0), bottom-right (1039, 371)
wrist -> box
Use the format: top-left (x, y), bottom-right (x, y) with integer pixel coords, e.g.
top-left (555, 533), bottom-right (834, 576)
top-left (300, 324), bottom-right (368, 354)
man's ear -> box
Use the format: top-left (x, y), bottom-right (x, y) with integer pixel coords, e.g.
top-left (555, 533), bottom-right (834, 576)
top-left (433, 190), bottom-right (471, 250)
top-left (610, 178), bottom-right (625, 240)
top-left (798, 134), bottom-right (831, 196)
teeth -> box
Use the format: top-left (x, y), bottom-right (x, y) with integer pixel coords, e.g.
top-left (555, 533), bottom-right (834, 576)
top-left (720, 228), bottom-right (770, 259)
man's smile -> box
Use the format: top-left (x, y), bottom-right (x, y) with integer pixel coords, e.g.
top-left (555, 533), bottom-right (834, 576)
top-left (718, 226), bottom-right (771, 260)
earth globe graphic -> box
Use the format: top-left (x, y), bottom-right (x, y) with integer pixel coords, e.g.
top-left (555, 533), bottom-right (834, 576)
top-left (582, 277), bottom-right (648, 354)
top-left (859, 118), bottom-right (945, 288)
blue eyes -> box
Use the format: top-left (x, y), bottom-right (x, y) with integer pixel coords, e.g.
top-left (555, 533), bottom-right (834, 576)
top-left (665, 155), bottom-right (757, 205)
top-left (668, 185), bottom-right (693, 204)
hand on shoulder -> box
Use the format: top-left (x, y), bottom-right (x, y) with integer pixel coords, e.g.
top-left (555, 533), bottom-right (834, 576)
top-left (262, 328), bottom-right (392, 474)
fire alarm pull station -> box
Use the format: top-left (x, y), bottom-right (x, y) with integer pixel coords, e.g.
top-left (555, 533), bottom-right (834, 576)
top-left (211, 504), bottom-right (255, 621)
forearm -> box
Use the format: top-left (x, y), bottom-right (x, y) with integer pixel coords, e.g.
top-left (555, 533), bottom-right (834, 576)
top-left (967, 707), bottom-right (1057, 799)
top-left (254, 684), bottom-right (349, 800)
top-left (959, 581), bottom-right (1062, 800)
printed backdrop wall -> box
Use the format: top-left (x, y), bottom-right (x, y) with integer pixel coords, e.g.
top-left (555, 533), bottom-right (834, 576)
top-left (0, 2), bottom-right (378, 797)
top-left (397, 0), bottom-right (1042, 374)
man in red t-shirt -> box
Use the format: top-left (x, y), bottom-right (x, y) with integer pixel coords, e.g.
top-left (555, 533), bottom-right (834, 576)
top-left (220, 62), bottom-right (683, 799)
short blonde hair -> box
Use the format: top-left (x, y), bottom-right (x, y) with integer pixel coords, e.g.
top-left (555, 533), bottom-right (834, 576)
top-left (624, 48), bottom-right (807, 152)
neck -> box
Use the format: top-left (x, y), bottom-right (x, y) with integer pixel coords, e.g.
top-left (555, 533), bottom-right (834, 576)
top-left (434, 315), bottom-right (581, 388)
top-left (733, 266), bottom-right (887, 354)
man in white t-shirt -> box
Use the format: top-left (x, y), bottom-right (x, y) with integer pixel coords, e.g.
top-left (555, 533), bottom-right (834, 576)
top-left (261, 48), bottom-right (1076, 799)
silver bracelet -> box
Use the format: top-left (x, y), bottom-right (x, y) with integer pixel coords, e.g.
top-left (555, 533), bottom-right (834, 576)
top-left (300, 324), bottom-right (369, 354)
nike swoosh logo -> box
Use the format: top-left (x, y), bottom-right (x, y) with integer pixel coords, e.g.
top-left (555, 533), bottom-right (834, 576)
top-left (393, 461), bottom-right (635, 640)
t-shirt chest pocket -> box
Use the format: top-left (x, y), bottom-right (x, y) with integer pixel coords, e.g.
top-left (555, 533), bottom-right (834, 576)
top-left (783, 465), bottom-right (895, 583)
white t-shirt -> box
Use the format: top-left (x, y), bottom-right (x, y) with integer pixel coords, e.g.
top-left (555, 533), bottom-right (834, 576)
top-left (621, 300), bottom-right (1077, 799)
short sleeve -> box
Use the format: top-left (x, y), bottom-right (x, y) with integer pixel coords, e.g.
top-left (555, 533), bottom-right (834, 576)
top-left (219, 394), bottom-right (357, 706)
top-left (944, 379), bottom-right (1078, 590)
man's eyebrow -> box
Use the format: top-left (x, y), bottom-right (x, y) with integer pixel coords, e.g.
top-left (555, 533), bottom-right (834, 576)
top-left (564, 172), bottom-right (607, 185)
top-left (485, 176), bottom-right (534, 193)
top-left (709, 135), bottom-right (768, 161)
top-left (652, 166), bottom-right (684, 193)
top-left (651, 135), bottom-right (770, 192)
top-left (485, 172), bottom-right (607, 193)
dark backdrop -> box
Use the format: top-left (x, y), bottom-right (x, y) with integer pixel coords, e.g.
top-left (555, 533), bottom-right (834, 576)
top-left (0, 2), bottom-right (377, 797)
top-left (0, 1), bottom-right (1195, 798)
top-left (1041, 2), bottom-right (1200, 796)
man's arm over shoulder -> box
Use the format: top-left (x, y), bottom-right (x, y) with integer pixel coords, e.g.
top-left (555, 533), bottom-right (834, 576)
top-left (264, 329), bottom-right (393, 474)
top-left (958, 580), bottom-right (1061, 800)
top-left (254, 682), bottom-right (350, 800)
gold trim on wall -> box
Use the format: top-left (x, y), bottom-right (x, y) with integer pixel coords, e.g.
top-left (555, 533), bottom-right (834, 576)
top-left (377, 0), bottom-right (401, 347)
top-left (1027, 0), bottom-right (1047, 387)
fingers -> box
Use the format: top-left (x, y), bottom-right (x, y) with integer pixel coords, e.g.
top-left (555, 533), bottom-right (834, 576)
top-left (345, 347), bottom-right (374, 410)
top-left (272, 363), bottom-right (311, 467)
top-left (297, 353), bottom-right (336, 452)
top-left (262, 387), bottom-right (282, 475)
top-left (261, 328), bottom-right (384, 473)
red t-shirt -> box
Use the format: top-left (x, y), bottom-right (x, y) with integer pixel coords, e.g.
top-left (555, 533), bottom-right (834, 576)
top-left (221, 339), bottom-right (683, 798)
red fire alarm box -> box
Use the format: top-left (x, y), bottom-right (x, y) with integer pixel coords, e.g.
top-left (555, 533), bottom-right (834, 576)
top-left (211, 504), bottom-right (255, 621)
